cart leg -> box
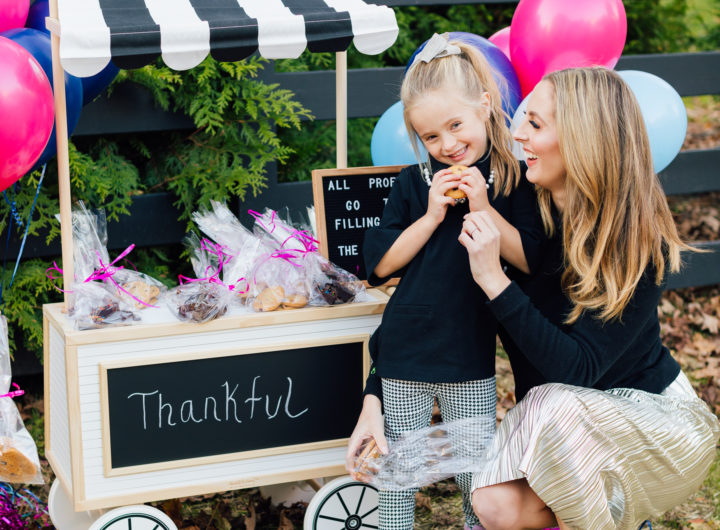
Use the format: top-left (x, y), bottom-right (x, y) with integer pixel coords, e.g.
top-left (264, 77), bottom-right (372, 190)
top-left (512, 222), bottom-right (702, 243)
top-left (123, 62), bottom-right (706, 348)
top-left (304, 476), bottom-right (379, 530)
top-left (47, 479), bottom-right (106, 529)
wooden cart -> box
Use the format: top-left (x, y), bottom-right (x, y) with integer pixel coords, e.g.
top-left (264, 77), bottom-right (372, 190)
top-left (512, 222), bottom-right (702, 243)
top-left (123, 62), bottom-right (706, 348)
top-left (42, 1), bottom-right (398, 527)
top-left (44, 292), bottom-right (387, 528)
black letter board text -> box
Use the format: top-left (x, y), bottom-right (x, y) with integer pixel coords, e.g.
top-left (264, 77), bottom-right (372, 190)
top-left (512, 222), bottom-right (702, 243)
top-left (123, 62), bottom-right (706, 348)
top-left (312, 165), bottom-right (406, 282)
top-left (102, 338), bottom-right (366, 470)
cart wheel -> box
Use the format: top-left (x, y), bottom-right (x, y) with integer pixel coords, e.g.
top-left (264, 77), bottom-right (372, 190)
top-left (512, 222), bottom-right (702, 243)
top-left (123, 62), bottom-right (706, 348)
top-left (304, 476), bottom-right (378, 530)
top-left (47, 479), bottom-right (106, 529)
top-left (88, 505), bottom-right (177, 530)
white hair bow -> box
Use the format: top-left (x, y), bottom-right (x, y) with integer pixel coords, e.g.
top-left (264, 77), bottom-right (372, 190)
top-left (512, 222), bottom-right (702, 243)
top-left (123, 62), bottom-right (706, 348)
top-left (410, 33), bottom-right (461, 68)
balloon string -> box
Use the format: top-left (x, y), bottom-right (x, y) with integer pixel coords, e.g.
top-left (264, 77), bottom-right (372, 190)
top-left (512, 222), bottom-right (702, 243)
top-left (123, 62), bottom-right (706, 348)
top-left (0, 166), bottom-right (46, 313)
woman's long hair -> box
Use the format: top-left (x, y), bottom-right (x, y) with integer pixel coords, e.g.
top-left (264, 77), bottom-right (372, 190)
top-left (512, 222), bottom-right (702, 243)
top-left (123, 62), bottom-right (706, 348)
top-left (401, 40), bottom-right (520, 197)
top-left (540, 67), bottom-right (690, 323)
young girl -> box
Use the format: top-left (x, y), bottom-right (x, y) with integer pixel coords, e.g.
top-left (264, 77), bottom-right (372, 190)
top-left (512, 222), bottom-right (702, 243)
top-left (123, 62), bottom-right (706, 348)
top-left (463, 67), bottom-right (720, 529)
top-left (345, 33), bottom-right (544, 530)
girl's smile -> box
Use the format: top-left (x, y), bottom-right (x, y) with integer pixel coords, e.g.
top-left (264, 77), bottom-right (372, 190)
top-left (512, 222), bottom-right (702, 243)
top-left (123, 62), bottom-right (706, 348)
top-left (408, 89), bottom-right (491, 168)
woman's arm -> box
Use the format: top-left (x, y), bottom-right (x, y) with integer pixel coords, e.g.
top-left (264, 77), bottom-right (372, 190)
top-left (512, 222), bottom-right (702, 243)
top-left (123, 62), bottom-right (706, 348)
top-left (457, 165), bottom-right (543, 274)
top-left (345, 394), bottom-right (388, 479)
top-left (460, 211), bottom-right (662, 388)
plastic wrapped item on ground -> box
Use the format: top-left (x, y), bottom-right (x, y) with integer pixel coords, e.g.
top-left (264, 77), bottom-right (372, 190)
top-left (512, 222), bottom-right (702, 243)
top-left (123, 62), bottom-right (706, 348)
top-left (0, 316), bottom-right (43, 484)
top-left (350, 416), bottom-right (495, 491)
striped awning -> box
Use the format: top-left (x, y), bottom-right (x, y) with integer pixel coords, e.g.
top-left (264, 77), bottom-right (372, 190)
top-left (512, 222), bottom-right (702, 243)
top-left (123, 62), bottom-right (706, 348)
top-left (57, 0), bottom-right (398, 78)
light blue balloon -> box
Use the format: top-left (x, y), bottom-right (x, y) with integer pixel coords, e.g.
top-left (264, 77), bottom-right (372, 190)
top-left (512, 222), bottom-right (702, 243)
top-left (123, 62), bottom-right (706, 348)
top-left (617, 70), bottom-right (687, 173)
top-left (371, 101), bottom-right (428, 166)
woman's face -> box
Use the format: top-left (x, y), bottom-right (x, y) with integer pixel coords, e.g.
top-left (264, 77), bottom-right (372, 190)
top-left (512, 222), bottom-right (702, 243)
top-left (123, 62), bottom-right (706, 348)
top-left (513, 81), bottom-right (565, 195)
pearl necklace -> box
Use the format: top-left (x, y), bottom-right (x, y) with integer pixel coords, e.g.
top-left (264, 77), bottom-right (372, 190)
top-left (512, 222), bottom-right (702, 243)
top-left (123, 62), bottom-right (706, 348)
top-left (421, 166), bottom-right (495, 189)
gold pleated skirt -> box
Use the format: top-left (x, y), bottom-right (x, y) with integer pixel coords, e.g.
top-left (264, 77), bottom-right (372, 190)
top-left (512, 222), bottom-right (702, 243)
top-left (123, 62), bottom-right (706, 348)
top-left (471, 372), bottom-right (720, 529)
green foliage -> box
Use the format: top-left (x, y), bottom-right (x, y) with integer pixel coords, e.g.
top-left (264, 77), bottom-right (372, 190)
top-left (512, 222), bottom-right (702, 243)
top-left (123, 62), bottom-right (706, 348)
top-left (1, 260), bottom-right (61, 359)
top-left (120, 57), bottom-right (312, 223)
top-left (624, 0), bottom-right (691, 53)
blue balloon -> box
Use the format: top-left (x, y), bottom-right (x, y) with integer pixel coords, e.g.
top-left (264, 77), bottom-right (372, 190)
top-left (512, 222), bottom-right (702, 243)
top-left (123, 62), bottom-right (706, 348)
top-left (406, 32), bottom-right (522, 121)
top-left (25, 0), bottom-right (49, 33)
top-left (617, 70), bottom-right (687, 173)
top-left (371, 101), bottom-right (428, 166)
top-left (81, 61), bottom-right (119, 105)
top-left (1, 28), bottom-right (83, 167)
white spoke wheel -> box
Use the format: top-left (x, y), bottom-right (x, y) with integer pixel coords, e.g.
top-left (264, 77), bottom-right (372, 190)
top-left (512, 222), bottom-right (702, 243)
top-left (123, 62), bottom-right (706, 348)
top-left (89, 505), bottom-right (177, 530)
top-left (304, 476), bottom-right (379, 530)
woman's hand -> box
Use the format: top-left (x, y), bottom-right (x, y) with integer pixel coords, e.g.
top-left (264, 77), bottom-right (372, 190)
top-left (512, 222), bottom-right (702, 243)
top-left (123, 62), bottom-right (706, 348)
top-left (459, 211), bottom-right (511, 299)
top-left (457, 166), bottom-right (491, 212)
top-left (425, 168), bottom-right (462, 225)
top-left (345, 394), bottom-right (388, 481)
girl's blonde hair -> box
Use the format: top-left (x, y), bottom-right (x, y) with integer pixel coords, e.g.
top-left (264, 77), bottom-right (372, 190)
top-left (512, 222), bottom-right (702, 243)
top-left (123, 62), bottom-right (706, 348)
top-left (401, 40), bottom-right (520, 197)
top-left (540, 67), bottom-right (690, 323)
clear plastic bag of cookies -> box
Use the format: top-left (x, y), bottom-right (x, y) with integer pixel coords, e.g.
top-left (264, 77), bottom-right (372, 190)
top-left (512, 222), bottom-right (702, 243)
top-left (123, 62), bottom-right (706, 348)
top-left (349, 416), bottom-right (495, 490)
top-left (306, 254), bottom-right (368, 306)
top-left (0, 316), bottom-right (43, 484)
top-left (167, 233), bottom-right (234, 323)
top-left (68, 282), bottom-right (140, 330)
top-left (113, 269), bottom-right (166, 310)
top-left (246, 253), bottom-right (311, 312)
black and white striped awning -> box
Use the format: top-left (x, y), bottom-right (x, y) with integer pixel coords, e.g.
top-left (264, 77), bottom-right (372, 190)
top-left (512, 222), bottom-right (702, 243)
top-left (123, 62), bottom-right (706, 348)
top-left (57, 0), bottom-right (398, 78)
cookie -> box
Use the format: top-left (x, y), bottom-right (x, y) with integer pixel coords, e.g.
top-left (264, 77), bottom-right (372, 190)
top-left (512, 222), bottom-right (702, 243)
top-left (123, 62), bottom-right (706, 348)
top-left (252, 286), bottom-right (285, 312)
top-left (0, 445), bottom-right (39, 483)
top-left (353, 439), bottom-right (383, 481)
top-left (123, 280), bottom-right (161, 308)
top-left (282, 293), bottom-right (308, 309)
top-left (444, 164), bottom-right (468, 200)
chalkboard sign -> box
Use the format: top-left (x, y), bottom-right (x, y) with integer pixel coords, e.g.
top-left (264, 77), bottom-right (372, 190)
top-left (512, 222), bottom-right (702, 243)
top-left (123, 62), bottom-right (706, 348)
top-left (312, 165), bottom-right (406, 281)
top-left (100, 337), bottom-right (367, 473)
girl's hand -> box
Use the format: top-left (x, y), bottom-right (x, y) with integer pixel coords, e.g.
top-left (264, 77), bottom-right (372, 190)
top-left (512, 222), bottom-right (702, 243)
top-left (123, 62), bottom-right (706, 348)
top-left (345, 394), bottom-right (388, 481)
top-left (459, 211), bottom-right (511, 299)
top-left (425, 168), bottom-right (461, 225)
top-left (457, 166), bottom-right (491, 212)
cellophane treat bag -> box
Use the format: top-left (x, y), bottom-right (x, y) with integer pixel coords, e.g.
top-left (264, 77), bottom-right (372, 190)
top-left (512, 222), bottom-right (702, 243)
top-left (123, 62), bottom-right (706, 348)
top-left (0, 316), bottom-right (43, 484)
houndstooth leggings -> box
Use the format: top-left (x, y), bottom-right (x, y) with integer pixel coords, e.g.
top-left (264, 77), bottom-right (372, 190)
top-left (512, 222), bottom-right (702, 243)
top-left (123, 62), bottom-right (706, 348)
top-left (379, 377), bottom-right (496, 530)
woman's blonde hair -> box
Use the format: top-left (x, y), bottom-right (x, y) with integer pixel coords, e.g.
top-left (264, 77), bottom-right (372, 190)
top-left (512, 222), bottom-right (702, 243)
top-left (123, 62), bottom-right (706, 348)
top-left (540, 67), bottom-right (690, 323)
top-left (401, 40), bottom-right (520, 196)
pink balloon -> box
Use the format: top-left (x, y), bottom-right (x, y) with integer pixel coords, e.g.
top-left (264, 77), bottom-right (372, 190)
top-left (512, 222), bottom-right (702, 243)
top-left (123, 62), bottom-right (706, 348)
top-left (0, 36), bottom-right (54, 192)
top-left (0, 0), bottom-right (30, 33)
top-left (488, 26), bottom-right (511, 61)
top-left (510, 0), bottom-right (626, 96)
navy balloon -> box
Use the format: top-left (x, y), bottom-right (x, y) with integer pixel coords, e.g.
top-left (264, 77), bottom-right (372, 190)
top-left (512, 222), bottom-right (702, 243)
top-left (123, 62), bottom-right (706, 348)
top-left (371, 101), bottom-right (428, 166)
top-left (406, 32), bottom-right (522, 121)
top-left (1, 28), bottom-right (83, 167)
top-left (25, 0), bottom-right (49, 33)
top-left (81, 61), bottom-right (119, 105)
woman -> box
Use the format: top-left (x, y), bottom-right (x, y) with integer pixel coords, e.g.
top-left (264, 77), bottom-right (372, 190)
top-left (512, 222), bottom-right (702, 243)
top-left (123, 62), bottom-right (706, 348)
top-left (460, 67), bottom-right (720, 530)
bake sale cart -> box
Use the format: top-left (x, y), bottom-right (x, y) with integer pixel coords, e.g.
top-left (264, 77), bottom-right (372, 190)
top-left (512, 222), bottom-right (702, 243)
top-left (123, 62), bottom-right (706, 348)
top-left (42, 1), bottom-right (399, 527)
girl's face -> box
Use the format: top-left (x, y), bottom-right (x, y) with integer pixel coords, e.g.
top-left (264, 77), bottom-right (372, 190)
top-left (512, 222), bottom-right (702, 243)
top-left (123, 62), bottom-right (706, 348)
top-left (513, 81), bottom-right (566, 194)
top-left (409, 89), bottom-right (491, 167)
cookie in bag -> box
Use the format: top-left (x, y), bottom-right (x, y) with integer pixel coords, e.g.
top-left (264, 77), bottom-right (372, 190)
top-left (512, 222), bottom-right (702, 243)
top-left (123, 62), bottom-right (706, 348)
top-left (0, 438), bottom-right (40, 483)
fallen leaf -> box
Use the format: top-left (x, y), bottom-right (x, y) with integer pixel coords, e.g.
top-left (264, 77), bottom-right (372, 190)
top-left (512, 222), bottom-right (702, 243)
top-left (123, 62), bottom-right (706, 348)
top-left (245, 501), bottom-right (257, 530)
top-left (278, 509), bottom-right (294, 530)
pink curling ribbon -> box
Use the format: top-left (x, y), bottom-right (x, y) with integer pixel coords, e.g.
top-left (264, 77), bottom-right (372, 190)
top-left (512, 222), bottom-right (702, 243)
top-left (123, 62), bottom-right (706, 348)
top-left (178, 238), bottom-right (249, 295)
top-left (248, 208), bottom-right (277, 233)
top-left (45, 245), bottom-right (157, 308)
top-left (0, 383), bottom-right (24, 400)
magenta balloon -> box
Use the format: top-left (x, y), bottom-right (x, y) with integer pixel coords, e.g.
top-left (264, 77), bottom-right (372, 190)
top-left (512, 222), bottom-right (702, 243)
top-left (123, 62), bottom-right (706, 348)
top-left (510, 0), bottom-right (627, 96)
top-left (488, 26), bottom-right (511, 61)
top-left (0, 0), bottom-right (30, 32)
top-left (0, 36), bottom-right (54, 191)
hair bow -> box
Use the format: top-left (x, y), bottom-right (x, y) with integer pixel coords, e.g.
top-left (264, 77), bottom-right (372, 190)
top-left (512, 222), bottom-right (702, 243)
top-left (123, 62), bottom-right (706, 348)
top-left (410, 33), bottom-right (461, 68)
